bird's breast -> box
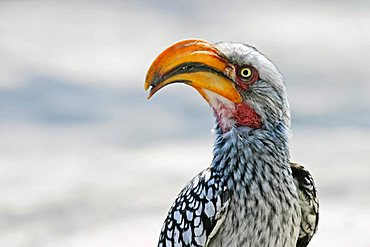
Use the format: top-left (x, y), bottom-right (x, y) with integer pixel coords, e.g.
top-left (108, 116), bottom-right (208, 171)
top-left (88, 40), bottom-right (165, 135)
top-left (209, 173), bottom-right (301, 247)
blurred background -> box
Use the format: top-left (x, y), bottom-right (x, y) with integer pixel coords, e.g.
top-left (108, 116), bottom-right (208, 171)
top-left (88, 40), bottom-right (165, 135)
top-left (0, 0), bottom-right (369, 246)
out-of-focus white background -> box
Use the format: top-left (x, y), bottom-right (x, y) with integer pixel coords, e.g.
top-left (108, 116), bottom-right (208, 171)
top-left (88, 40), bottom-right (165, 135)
top-left (0, 0), bottom-right (369, 246)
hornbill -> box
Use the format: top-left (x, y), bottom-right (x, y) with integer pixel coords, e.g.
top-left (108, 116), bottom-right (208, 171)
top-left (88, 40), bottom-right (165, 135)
top-left (145, 39), bottom-right (318, 247)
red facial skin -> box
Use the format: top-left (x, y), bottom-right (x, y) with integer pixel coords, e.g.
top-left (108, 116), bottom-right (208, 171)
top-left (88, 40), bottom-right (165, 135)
top-left (235, 103), bottom-right (262, 129)
top-left (214, 101), bottom-right (261, 132)
top-left (216, 66), bottom-right (262, 131)
top-left (234, 66), bottom-right (262, 129)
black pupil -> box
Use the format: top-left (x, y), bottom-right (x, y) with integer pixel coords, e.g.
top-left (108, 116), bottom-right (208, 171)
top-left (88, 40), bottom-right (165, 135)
top-left (241, 68), bottom-right (251, 78)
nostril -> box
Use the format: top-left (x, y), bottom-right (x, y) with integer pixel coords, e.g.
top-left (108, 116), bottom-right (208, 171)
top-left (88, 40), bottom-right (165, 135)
top-left (181, 65), bottom-right (194, 71)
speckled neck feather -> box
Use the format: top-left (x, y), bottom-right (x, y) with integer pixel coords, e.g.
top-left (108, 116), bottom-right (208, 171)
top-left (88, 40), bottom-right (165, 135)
top-left (212, 122), bottom-right (291, 180)
top-left (208, 122), bottom-right (300, 246)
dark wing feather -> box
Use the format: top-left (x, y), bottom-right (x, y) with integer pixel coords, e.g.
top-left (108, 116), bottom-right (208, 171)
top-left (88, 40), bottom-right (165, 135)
top-left (158, 168), bottom-right (230, 247)
top-left (290, 162), bottom-right (319, 247)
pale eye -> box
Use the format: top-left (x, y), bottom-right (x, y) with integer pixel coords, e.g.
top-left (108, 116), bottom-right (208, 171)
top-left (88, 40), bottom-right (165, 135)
top-left (239, 67), bottom-right (252, 79)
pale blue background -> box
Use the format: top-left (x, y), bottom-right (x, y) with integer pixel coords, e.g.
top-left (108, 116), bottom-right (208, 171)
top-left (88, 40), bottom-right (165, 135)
top-left (0, 0), bottom-right (369, 246)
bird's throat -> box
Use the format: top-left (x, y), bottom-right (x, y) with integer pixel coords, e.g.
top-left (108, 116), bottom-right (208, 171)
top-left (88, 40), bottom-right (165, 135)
top-left (214, 102), bottom-right (262, 132)
top-left (234, 102), bottom-right (262, 129)
top-left (203, 89), bottom-right (261, 132)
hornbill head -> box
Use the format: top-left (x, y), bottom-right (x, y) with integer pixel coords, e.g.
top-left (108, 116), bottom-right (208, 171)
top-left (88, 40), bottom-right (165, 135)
top-left (145, 39), bottom-right (290, 132)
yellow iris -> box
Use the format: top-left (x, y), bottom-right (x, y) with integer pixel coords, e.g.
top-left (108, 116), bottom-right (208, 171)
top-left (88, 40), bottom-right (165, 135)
top-left (240, 67), bottom-right (252, 79)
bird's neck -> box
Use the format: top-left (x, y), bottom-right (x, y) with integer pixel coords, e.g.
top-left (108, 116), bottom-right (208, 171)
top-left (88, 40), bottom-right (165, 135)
top-left (211, 122), bottom-right (291, 189)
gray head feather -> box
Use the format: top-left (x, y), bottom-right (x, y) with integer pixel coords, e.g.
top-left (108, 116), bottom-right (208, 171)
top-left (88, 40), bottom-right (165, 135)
top-left (214, 42), bottom-right (291, 128)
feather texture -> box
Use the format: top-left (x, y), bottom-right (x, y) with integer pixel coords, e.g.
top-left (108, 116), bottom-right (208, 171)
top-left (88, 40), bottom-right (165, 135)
top-left (291, 163), bottom-right (319, 247)
top-left (158, 168), bottom-right (230, 247)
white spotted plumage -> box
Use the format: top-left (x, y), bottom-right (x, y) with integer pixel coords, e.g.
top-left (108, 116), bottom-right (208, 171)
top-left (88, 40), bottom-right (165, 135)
top-left (158, 169), bottom-right (230, 247)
